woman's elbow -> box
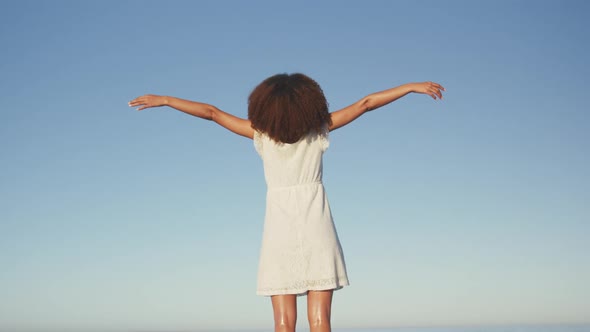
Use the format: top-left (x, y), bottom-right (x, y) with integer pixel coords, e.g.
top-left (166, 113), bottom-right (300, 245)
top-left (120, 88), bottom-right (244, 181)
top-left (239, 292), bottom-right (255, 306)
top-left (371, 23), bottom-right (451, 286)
top-left (359, 96), bottom-right (375, 112)
top-left (207, 105), bottom-right (220, 121)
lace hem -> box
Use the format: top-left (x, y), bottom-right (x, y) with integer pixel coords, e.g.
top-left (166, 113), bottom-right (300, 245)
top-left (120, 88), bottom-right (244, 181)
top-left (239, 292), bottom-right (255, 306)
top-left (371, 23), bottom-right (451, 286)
top-left (257, 276), bottom-right (349, 296)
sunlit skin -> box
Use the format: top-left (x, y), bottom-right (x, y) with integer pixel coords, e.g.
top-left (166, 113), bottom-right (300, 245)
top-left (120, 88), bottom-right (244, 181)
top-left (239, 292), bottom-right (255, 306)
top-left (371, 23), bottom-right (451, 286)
top-left (270, 290), bottom-right (333, 332)
top-left (128, 81), bottom-right (444, 138)
top-left (129, 79), bottom-right (444, 332)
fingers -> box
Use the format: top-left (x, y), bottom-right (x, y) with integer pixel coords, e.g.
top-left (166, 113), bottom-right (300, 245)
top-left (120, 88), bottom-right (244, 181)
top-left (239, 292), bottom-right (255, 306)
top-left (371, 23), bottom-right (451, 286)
top-left (426, 87), bottom-right (439, 100)
top-left (426, 82), bottom-right (445, 100)
top-left (426, 81), bottom-right (444, 89)
top-left (128, 95), bottom-right (149, 111)
top-left (433, 87), bottom-right (443, 100)
top-left (128, 97), bottom-right (142, 106)
top-left (129, 96), bottom-right (148, 105)
top-left (415, 82), bottom-right (443, 100)
top-left (128, 94), bottom-right (162, 111)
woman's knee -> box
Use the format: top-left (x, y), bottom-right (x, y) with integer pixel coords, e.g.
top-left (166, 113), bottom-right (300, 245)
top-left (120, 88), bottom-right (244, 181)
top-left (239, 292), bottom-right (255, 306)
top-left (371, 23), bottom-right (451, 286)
top-left (308, 313), bottom-right (330, 328)
top-left (274, 317), bottom-right (296, 331)
top-left (274, 310), bottom-right (296, 331)
top-left (307, 305), bottom-right (330, 327)
top-left (307, 290), bottom-right (333, 328)
top-left (271, 295), bottom-right (297, 331)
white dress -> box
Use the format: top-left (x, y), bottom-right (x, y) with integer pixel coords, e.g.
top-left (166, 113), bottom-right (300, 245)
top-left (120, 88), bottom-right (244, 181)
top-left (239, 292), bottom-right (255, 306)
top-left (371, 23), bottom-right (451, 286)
top-left (254, 127), bottom-right (349, 296)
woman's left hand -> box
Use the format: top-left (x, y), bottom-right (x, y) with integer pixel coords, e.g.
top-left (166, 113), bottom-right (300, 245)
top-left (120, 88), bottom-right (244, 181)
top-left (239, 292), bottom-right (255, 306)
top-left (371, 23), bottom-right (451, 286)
top-left (128, 94), bottom-right (168, 111)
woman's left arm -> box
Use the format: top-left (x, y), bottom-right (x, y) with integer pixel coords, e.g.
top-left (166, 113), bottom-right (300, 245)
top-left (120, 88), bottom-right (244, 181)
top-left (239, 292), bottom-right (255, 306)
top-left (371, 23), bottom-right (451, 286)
top-left (129, 94), bottom-right (254, 139)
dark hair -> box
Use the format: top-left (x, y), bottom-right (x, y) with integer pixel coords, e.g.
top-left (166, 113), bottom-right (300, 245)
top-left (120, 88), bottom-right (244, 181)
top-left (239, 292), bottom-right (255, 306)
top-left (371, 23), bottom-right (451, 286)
top-left (248, 73), bottom-right (332, 144)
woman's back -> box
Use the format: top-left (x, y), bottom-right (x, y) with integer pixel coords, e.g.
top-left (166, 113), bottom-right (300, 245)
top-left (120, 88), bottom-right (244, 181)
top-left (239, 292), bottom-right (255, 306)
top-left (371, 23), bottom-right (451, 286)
top-left (254, 126), bottom-right (349, 297)
top-left (254, 128), bottom-right (329, 189)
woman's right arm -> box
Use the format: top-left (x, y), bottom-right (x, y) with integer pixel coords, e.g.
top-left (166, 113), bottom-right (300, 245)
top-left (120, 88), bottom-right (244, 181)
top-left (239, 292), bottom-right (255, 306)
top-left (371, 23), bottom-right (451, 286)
top-left (329, 82), bottom-right (445, 131)
top-left (129, 94), bottom-right (254, 139)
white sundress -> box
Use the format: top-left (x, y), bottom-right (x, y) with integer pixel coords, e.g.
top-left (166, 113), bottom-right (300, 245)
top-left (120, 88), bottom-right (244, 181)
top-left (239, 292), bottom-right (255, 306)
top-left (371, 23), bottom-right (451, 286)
top-left (254, 126), bottom-right (349, 296)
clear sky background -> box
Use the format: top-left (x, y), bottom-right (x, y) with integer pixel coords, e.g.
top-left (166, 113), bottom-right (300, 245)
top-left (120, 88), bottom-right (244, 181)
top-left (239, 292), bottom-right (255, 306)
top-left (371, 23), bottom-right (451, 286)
top-left (1, 1), bottom-right (589, 331)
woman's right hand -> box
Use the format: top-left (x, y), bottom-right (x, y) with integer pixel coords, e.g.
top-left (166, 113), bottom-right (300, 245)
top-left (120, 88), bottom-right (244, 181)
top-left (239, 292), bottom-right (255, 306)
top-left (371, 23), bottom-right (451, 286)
top-left (411, 82), bottom-right (445, 100)
top-left (128, 94), bottom-right (168, 111)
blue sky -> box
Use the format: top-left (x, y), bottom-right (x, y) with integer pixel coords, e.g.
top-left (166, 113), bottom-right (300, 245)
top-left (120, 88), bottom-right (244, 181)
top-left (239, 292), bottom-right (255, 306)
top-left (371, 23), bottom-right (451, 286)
top-left (0, 0), bottom-right (589, 331)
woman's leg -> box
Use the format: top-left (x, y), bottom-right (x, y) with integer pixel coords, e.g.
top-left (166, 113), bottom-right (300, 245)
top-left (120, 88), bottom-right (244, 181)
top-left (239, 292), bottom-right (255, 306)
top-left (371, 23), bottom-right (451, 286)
top-left (307, 290), bottom-right (333, 332)
top-left (271, 295), bottom-right (297, 332)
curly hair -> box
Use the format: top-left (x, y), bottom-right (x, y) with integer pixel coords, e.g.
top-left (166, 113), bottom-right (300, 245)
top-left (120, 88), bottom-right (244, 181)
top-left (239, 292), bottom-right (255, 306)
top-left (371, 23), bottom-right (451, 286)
top-left (248, 73), bottom-right (332, 144)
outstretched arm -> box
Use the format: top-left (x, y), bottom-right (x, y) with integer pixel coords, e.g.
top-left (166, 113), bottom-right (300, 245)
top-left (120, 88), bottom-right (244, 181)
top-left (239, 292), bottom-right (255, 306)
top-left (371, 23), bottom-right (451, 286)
top-left (329, 82), bottom-right (445, 131)
top-left (128, 95), bottom-right (254, 139)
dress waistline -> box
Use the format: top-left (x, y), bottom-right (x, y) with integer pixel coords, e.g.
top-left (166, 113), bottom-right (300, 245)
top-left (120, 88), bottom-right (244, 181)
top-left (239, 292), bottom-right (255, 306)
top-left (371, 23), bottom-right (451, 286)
top-left (267, 181), bottom-right (323, 191)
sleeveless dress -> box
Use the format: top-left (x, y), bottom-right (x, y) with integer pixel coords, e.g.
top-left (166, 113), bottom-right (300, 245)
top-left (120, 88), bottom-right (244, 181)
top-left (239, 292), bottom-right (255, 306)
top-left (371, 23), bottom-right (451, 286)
top-left (254, 126), bottom-right (349, 296)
